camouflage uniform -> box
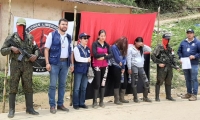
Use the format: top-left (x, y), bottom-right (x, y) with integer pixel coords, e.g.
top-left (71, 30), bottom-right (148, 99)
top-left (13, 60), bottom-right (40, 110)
top-left (1, 32), bottom-right (39, 94)
top-left (151, 44), bottom-right (178, 101)
top-left (1, 18), bottom-right (39, 118)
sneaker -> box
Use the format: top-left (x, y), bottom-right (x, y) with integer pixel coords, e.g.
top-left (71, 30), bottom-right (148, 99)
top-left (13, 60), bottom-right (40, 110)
top-left (57, 105), bottom-right (69, 112)
top-left (50, 107), bottom-right (56, 114)
top-left (188, 94), bottom-right (197, 101)
top-left (181, 93), bottom-right (192, 99)
top-left (79, 105), bottom-right (88, 109)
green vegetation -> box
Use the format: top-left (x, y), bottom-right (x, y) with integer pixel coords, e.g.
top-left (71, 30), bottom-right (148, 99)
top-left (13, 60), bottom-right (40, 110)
top-left (105, 0), bottom-right (200, 14)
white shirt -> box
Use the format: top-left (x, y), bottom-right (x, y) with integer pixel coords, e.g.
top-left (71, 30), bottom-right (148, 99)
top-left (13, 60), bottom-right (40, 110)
top-left (45, 31), bottom-right (73, 58)
top-left (186, 38), bottom-right (194, 43)
top-left (74, 45), bottom-right (90, 63)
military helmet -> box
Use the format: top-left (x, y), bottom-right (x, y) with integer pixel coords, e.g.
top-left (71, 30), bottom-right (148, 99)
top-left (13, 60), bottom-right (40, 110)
top-left (16, 18), bottom-right (26, 26)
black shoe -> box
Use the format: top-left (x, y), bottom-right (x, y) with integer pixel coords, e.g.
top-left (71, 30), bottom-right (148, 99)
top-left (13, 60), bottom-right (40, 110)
top-left (73, 106), bottom-right (79, 110)
top-left (57, 105), bottom-right (69, 112)
top-left (50, 107), bottom-right (56, 114)
top-left (79, 105), bottom-right (88, 109)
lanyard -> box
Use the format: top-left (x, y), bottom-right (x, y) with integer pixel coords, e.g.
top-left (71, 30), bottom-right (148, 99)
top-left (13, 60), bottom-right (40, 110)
top-left (78, 44), bottom-right (87, 57)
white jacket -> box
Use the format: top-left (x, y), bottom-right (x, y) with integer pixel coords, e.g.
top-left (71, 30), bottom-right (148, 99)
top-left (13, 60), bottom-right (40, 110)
top-left (127, 44), bottom-right (151, 69)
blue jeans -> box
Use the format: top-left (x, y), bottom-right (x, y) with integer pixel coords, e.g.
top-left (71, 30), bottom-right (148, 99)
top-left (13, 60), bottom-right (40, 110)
top-left (183, 65), bottom-right (199, 95)
top-left (73, 73), bottom-right (88, 106)
top-left (48, 61), bottom-right (69, 107)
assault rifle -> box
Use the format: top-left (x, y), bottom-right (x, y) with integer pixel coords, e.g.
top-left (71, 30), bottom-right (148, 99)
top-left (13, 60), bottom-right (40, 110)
top-left (9, 39), bottom-right (41, 67)
top-left (151, 54), bottom-right (179, 71)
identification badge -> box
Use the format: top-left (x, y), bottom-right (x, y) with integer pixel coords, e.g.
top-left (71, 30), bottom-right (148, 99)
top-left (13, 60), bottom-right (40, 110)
top-left (187, 48), bottom-right (190, 52)
top-left (192, 43), bottom-right (195, 46)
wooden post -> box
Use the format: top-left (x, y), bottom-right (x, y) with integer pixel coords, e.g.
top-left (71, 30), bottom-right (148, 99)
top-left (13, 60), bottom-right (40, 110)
top-left (69, 6), bottom-right (77, 106)
top-left (157, 6), bottom-right (160, 44)
top-left (2, 0), bottom-right (12, 113)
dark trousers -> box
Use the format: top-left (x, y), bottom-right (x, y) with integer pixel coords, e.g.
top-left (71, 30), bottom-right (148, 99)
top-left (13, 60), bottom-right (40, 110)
top-left (109, 65), bottom-right (121, 89)
top-left (92, 67), bottom-right (106, 89)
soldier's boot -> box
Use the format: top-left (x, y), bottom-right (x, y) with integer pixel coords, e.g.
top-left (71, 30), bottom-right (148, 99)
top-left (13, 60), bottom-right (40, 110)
top-left (25, 93), bottom-right (39, 115)
top-left (143, 88), bottom-right (152, 102)
top-left (119, 89), bottom-right (129, 103)
top-left (92, 89), bottom-right (99, 109)
top-left (132, 87), bottom-right (140, 103)
top-left (99, 88), bottom-right (105, 108)
top-left (114, 89), bottom-right (123, 105)
top-left (8, 94), bottom-right (16, 118)
top-left (155, 85), bottom-right (160, 102)
top-left (165, 85), bottom-right (176, 101)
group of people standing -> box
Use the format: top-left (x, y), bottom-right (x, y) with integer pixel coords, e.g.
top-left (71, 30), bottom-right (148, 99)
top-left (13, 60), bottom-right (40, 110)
top-left (1, 18), bottom-right (200, 118)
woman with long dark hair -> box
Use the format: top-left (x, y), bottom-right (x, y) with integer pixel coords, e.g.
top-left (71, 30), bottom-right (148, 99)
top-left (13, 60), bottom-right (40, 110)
top-left (109, 36), bottom-right (128, 105)
top-left (92, 30), bottom-right (112, 108)
top-left (127, 37), bottom-right (151, 103)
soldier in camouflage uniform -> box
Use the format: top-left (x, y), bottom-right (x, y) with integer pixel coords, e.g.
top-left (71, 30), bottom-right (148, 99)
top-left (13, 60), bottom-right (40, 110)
top-left (1, 18), bottom-right (39, 118)
top-left (151, 33), bottom-right (179, 102)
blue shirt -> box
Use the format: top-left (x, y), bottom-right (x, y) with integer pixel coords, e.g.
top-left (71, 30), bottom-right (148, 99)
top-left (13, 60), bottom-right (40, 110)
top-left (110, 44), bottom-right (126, 69)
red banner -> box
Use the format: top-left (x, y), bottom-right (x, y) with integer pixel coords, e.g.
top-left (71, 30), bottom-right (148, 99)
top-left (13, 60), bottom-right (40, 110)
top-left (79, 12), bottom-right (157, 50)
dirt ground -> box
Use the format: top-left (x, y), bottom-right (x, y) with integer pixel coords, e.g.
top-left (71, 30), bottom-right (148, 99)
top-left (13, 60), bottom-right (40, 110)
top-left (0, 86), bottom-right (193, 113)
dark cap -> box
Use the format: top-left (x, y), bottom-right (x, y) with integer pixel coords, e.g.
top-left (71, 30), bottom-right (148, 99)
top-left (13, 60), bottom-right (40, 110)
top-left (162, 33), bottom-right (171, 40)
top-left (79, 33), bottom-right (90, 39)
top-left (186, 29), bottom-right (194, 33)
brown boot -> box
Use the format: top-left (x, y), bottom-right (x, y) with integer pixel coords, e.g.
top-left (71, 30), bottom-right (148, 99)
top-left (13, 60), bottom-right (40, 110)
top-left (188, 94), bottom-right (197, 101)
top-left (181, 93), bottom-right (192, 99)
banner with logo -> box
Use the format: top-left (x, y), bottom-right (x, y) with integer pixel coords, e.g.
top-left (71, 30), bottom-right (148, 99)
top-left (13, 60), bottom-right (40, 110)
top-left (13, 17), bottom-right (74, 73)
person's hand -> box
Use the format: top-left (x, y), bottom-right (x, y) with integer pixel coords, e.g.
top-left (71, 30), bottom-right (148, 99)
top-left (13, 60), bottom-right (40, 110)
top-left (70, 66), bottom-right (74, 72)
top-left (29, 54), bottom-right (37, 62)
top-left (97, 57), bottom-right (104, 60)
top-left (11, 46), bottom-right (20, 54)
top-left (119, 62), bottom-right (122, 66)
top-left (189, 55), bottom-right (195, 60)
top-left (105, 53), bottom-right (108, 56)
top-left (159, 64), bottom-right (165, 67)
top-left (176, 66), bottom-right (180, 71)
top-left (140, 42), bottom-right (144, 47)
top-left (88, 57), bottom-right (91, 62)
top-left (179, 60), bottom-right (182, 64)
top-left (128, 69), bottom-right (132, 74)
top-left (121, 69), bottom-right (125, 73)
top-left (46, 63), bottom-right (51, 71)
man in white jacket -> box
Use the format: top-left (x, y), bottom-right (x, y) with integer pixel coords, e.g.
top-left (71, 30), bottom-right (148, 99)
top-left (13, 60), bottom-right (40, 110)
top-left (127, 37), bottom-right (151, 103)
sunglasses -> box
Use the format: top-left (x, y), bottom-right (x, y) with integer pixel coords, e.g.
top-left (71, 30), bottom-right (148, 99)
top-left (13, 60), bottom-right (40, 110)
top-left (82, 37), bottom-right (89, 40)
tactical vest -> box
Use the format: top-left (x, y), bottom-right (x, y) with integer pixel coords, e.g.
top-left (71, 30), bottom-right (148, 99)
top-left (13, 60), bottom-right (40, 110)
top-left (74, 44), bottom-right (90, 74)
top-left (158, 45), bottom-right (173, 63)
top-left (49, 30), bottom-right (72, 66)
top-left (10, 32), bottom-right (35, 61)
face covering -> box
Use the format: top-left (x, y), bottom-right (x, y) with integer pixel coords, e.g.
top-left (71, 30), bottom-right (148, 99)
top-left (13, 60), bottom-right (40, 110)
top-left (162, 38), bottom-right (169, 50)
top-left (17, 25), bottom-right (25, 40)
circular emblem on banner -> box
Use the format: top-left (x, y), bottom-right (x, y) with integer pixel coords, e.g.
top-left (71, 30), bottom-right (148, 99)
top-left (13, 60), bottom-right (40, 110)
top-left (26, 22), bottom-right (58, 72)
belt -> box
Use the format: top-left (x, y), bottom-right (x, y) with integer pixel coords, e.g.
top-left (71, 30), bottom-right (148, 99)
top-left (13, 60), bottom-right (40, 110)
top-left (60, 58), bottom-right (68, 61)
